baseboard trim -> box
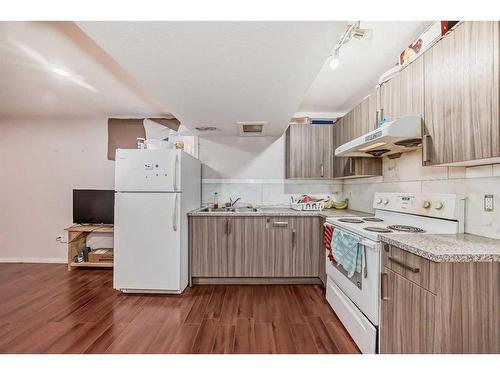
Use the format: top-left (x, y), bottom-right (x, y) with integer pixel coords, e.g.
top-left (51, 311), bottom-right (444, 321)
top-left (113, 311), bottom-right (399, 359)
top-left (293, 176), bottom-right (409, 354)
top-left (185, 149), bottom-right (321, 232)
top-left (0, 257), bottom-right (67, 264)
top-left (192, 277), bottom-right (322, 285)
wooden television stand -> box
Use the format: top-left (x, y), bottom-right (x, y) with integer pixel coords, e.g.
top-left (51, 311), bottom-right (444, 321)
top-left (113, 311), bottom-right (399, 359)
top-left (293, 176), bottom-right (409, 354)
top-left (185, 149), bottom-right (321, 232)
top-left (64, 224), bottom-right (114, 270)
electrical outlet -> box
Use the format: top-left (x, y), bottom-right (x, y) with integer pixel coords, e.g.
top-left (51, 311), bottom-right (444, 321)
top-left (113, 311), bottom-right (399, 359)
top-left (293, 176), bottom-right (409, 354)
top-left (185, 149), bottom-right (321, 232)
top-left (484, 194), bottom-right (494, 212)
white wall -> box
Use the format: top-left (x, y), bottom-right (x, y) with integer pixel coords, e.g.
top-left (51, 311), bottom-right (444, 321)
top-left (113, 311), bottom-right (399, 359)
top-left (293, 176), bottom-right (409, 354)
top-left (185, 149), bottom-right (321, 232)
top-left (199, 136), bottom-right (284, 179)
top-left (198, 135), bottom-right (343, 206)
top-left (0, 117), bottom-right (115, 261)
top-left (343, 150), bottom-right (500, 239)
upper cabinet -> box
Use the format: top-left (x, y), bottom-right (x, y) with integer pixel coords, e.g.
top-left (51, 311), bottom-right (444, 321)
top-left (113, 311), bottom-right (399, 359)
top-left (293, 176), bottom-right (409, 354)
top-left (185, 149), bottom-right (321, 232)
top-left (423, 21), bottom-right (500, 166)
top-left (379, 57), bottom-right (424, 121)
top-left (288, 22), bottom-right (500, 175)
top-left (332, 92), bottom-right (383, 178)
top-left (285, 123), bottom-right (334, 179)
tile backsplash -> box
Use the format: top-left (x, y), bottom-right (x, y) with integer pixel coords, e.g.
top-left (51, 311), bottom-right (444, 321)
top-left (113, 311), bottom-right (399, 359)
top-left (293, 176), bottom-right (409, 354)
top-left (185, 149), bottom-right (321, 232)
top-left (202, 179), bottom-right (343, 207)
top-left (342, 150), bottom-right (500, 240)
top-left (199, 139), bottom-right (500, 239)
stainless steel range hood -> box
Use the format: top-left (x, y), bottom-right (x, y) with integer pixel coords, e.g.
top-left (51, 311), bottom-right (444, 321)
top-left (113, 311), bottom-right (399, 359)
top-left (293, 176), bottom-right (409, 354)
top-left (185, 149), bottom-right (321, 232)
top-left (335, 116), bottom-right (422, 157)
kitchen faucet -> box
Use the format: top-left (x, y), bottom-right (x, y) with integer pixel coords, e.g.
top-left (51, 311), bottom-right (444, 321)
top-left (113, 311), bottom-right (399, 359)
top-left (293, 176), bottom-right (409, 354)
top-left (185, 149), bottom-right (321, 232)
top-left (229, 197), bottom-right (241, 207)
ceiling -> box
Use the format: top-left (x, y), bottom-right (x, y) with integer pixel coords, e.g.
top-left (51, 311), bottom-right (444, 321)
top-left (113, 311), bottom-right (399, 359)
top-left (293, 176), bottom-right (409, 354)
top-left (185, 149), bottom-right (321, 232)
top-left (0, 21), bottom-right (169, 119)
top-left (1, 21), bottom-right (431, 136)
top-left (297, 21), bottom-right (432, 118)
top-left (76, 21), bottom-right (347, 136)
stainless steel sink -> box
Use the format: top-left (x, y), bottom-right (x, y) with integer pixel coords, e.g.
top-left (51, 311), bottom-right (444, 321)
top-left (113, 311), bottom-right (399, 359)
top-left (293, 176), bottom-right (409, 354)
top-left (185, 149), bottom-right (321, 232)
top-left (200, 207), bottom-right (231, 212)
top-left (233, 207), bottom-right (258, 213)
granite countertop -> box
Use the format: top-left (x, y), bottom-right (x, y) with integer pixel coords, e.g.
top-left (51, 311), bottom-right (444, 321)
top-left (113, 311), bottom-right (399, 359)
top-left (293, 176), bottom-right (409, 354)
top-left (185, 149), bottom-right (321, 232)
top-left (188, 206), bottom-right (370, 218)
top-left (379, 233), bottom-right (500, 263)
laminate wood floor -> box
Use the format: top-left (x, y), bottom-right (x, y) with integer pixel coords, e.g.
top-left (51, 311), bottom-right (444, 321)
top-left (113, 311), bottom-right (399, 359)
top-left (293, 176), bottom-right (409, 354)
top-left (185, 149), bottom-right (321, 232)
top-left (0, 264), bottom-right (360, 354)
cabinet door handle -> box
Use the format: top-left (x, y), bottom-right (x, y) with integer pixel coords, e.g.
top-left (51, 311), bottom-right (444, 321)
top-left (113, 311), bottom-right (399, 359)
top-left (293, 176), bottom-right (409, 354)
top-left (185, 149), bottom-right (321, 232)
top-left (273, 221), bottom-right (289, 227)
top-left (349, 158), bottom-right (355, 174)
top-left (422, 134), bottom-right (431, 163)
top-left (320, 163), bottom-right (324, 177)
top-left (292, 229), bottom-right (296, 248)
top-left (225, 219), bottom-right (229, 235)
top-left (380, 108), bottom-right (384, 121)
top-left (227, 219), bottom-right (231, 235)
top-left (375, 110), bottom-right (379, 127)
top-left (381, 272), bottom-right (389, 301)
top-left (388, 256), bottom-right (420, 273)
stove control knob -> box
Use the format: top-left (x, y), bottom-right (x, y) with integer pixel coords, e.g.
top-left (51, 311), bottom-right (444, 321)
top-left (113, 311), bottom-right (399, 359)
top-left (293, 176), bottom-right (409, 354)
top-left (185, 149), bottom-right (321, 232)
top-left (423, 200), bottom-right (431, 209)
top-left (383, 199), bottom-right (389, 205)
top-left (376, 198), bottom-right (382, 204)
top-left (434, 201), bottom-right (444, 210)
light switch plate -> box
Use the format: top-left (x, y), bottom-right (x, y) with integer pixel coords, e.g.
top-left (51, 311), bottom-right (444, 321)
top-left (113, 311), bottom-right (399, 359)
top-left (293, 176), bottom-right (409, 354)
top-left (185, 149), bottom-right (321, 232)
top-left (484, 194), bottom-right (494, 212)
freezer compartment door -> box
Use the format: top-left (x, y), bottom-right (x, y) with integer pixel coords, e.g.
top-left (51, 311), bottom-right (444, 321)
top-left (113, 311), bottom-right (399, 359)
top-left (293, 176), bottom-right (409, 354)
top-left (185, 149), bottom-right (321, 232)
top-left (115, 149), bottom-right (180, 192)
top-left (114, 192), bottom-right (182, 292)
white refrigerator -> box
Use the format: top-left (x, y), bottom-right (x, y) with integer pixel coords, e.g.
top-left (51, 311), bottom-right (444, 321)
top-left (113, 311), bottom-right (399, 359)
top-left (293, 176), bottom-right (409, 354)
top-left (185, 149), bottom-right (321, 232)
top-left (114, 148), bottom-right (201, 294)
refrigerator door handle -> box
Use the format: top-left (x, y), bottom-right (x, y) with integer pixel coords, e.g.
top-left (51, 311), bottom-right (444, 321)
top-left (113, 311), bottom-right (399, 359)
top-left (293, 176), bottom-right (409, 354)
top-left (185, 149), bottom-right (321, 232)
top-left (173, 154), bottom-right (179, 191)
top-left (173, 194), bottom-right (178, 232)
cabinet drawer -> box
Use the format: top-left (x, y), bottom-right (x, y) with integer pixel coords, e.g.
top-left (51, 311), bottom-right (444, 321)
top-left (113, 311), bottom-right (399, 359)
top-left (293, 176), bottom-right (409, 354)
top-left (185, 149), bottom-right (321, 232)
top-left (265, 217), bottom-right (295, 229)
top-left (382, 243), bottom-right (438, 294)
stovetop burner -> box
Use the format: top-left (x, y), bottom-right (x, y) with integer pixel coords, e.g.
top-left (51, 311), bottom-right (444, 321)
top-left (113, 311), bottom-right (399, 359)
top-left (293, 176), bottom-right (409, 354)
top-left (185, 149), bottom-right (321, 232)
top-left (364, 227), bottom-right (393, 233)
top-left (338, 218), bottom-right (364, 223)
top-left (387, 225), bottom-right (425, 233)
top-left (363, 217), bottom-right (384, 222)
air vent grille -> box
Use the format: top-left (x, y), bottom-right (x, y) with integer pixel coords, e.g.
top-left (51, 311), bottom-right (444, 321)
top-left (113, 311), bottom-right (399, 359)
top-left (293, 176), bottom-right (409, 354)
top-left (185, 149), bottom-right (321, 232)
top-left (242, 124), bottom-right (263, 133)
top-left (237, 121), bottom-right (267, 137)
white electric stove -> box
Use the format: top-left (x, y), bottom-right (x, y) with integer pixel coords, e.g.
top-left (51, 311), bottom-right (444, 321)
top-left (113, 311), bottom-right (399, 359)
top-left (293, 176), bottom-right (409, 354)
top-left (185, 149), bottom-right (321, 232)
top-left (324, 192), bottom-right (465, 354)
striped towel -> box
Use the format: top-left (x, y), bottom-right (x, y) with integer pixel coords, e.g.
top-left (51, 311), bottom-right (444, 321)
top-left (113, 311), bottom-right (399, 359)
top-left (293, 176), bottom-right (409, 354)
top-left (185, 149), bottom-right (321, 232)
top-left (332, 229), bottom-right (363, 278)
top-left (323, 224), bottom-right (334, 263)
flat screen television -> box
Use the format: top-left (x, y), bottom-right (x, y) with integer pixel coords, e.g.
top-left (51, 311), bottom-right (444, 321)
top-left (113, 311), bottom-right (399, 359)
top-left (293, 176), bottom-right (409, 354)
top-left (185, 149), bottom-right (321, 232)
top-left (73, 189), bottom-right (114, 224)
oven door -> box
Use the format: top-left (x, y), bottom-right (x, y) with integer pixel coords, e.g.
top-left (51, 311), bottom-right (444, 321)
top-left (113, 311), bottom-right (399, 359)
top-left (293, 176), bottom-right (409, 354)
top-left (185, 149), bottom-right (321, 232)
top-left (325, 226), bottom-right (380, 326)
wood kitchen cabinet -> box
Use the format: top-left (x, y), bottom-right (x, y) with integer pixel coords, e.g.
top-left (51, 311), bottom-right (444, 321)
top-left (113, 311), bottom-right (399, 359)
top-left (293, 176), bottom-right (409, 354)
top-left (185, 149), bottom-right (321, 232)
top-left (293, 217), bottom-right (321, 276)
top-left (265, 217), bottom-right (295, 276)
top-left (285, 123), bottom-right (334, 179)
top-left (379, 56), bottom-right (424, 121)
top-left (190, 216), bottom-right (229, 277)
top-left (423, 21), bottom-right (500, 166)
top-left (380, 243), bottom-right (500, 354)
top-left (380, 268), bottom-right (438, 354)
top-left (228, 216), bottom-right (267, 276)
top-left (190, 215), bottom-right (323, 280)
top-left (332, 92), bottom-right (383, 178)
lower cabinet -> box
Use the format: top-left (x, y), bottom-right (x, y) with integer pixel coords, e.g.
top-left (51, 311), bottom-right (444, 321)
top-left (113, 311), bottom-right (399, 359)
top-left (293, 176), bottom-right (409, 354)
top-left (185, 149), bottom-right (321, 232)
top-left (380, 268), bottom-right (437, 354)
top-left (380, 243), bottom-right (500, 354)
top-left (190, 216), bottom-right (321, 279)
top-left (190, 216), bottom-right (229, 277)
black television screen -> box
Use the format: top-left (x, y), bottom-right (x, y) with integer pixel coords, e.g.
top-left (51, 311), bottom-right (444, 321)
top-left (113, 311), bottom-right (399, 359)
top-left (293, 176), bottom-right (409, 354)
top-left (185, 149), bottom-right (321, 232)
top-left (73, 189), bottom-right (114, 224)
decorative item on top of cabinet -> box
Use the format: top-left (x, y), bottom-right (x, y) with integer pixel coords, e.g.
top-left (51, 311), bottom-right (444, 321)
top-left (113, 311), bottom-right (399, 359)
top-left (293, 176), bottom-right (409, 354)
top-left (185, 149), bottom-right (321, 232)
top-left (380, 243), bottom-right (500, 354)
top-left (285, 122), bottom-right (334, 179)
top-left (423, 21), bottom-right (500, 166)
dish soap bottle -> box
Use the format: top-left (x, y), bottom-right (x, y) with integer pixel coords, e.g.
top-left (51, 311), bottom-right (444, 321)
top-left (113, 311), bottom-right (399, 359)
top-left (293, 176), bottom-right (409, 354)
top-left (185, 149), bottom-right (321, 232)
top-left (213, 192), bottom-right (219, 209)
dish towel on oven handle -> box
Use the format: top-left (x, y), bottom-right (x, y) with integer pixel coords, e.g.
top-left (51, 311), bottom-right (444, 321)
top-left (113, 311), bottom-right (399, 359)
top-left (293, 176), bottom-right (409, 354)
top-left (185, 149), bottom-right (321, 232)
top-left (332, 228), bottom-right (364, 278)
top-left (323, 223), bottom-right (334, 263)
